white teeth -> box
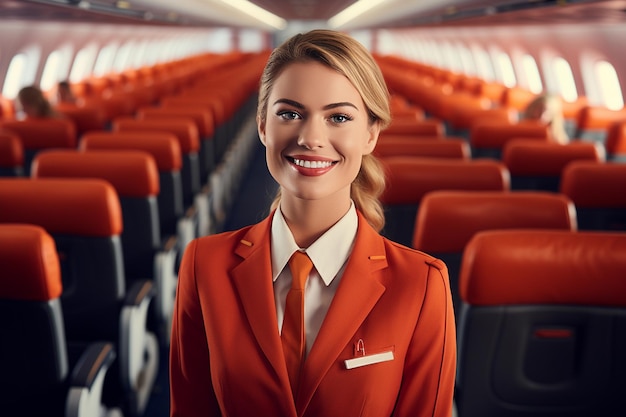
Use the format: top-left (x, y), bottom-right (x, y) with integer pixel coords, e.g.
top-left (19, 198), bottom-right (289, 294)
top-left (293, 158), bottom-right (333, 169)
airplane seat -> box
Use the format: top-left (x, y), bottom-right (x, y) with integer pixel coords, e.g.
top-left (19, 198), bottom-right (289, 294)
top-left (500, 86), bottom-right (537, 111)
top-left (111, 117), bottom-right (201, 208)
top-left (374, 137), bottom-right (471, 159)
top-left (0, 223), bottom-right (119, 417)
top-left (0, 118), bottom-right (76, 172)
top-left (412, 190), bottom-right (577, 317)
top-left (136, 106), bottom-right (216, 179)
top-left (0, 94), bottom-right (15, 119)
top-left (0, 178), bottom-right (158, 417)
top-left (79, 131), bottom-right (186, 238)
top-left (383, 117), bottom-right (445, 137)
top-left (477, 81), bottom-right (507, 106)
top-left (605, 120), bottom-right (626, 161)
top-left (379, 157), bottom-right (510, 247)
top-left (160, 96), bottom-right (228, 161)
top-left (55, 103), bottom-right (108, 139)
top-left (31, 149), bottom-right (178, 343)
top-left (0, 129), bottom-right (24, 176)
top-left (469, 120), bottom-right (550, 159)
top-left (575, 105), bottom-right (626, 144)
top-left (560, 96), bottom-right (588, 139)
top-left (455, 229), bottom-right (626, 417)
top-left (502, 140), bottom-right (605, 191)
top-left (560, 161), bottom-right (626, 231)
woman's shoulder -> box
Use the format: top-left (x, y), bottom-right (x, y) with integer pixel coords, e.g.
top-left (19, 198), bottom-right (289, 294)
top-left (191, 225), bottom-right (255, 252)
top-left (382, 236), bottom-right (447, 273)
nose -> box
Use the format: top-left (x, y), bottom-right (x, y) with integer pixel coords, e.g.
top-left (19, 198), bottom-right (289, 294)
top-left (297, 117), bottom-right (325, 149)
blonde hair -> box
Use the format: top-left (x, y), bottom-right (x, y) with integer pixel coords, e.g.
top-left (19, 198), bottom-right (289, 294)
top-left (258, 29), bottom-right (391, 232)
top-left (524, 94), bottom-right (569, 145)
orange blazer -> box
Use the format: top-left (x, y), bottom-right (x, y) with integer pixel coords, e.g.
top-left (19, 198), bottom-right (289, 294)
top-left (170, 211), bottom-right (456, 417)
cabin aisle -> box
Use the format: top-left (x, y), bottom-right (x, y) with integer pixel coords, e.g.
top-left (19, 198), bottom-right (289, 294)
top-left (142, 133), bottom-right (278, 417)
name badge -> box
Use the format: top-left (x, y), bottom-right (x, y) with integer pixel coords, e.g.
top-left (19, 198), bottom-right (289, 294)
top-left (344, 351), bottom-right (394, 369)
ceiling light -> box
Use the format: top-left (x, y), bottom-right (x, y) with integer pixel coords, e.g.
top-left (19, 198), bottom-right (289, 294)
top-left (328, 0), bottom-right (387, 28)
top-left (217, 0), bottom-right (287, 30)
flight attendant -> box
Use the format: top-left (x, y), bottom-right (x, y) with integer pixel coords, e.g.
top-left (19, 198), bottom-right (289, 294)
top-left (170, 29), bottom-right (456, 417)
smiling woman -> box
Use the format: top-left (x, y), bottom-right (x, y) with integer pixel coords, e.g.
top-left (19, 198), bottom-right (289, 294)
top-left (169, 29), bottom-right (456, 417)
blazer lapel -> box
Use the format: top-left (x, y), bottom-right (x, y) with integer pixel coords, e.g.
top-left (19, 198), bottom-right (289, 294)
top-left (231, 216), bottom-right (289, 384)
top-left (297, 212), bottom-right (388, 412)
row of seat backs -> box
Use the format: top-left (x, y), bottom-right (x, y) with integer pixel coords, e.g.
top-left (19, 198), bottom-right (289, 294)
top-left (455, 229), bottom-right (626, 417)
top-left (373, 135), bottom-right (607, 192)
top-left (0, 175), bottom-right (159, 415)
top-left (0, 223), bottom-right (118, 416)
top-left (0, 177), bottom-right (125, 341)
top-left (31, 150), bottom-right (162, 281)
top-left (381, 156), bottom-right (626, 237)
top-left (377, 54), bottom-right (623, 147)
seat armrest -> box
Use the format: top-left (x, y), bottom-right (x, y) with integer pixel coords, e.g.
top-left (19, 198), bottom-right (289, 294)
top-left (154, 235), bottom-right (179, 344)
top-left (65, 342), bottom-right (117, 417)
top-left (119, 280), bottom-right (159, 416)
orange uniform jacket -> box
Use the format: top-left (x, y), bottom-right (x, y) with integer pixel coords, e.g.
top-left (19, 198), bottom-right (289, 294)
top-left (170, 211), bottom-right (456, 417)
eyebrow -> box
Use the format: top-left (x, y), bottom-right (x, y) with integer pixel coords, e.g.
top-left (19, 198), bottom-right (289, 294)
top-left (273, 98), bottom-right (359, 111)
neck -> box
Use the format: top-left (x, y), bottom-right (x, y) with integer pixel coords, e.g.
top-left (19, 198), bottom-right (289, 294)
top-left (280, 192), bottom-right (351, 248)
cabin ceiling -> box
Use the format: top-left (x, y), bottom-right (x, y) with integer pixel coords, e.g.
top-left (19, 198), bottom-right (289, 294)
top-left (1, 0), bottom-right (626, 30)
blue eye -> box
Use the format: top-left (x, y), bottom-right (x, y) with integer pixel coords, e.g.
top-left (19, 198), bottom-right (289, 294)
top-left (277, 111), bottom-right (301, 120)
top-left (331, 114), bottom-right (352, 123)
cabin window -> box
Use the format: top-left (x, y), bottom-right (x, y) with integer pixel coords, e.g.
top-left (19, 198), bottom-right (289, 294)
top-left (2, 46), bottom-right (44, 100)
top-left (595, 60), bottom-right (624, 110)
top-left (93, 43), bottom-right (119, 76)
top-left (459, 43), bottom-right (476, 76)
top-left (494, 51), bottom-right (516, 88)
top-left (552, 57), bottom-right (578, 102)
top-left (442, 41), bottom-right (461, 72)
top-left (40, 50), bottom-right (62, 93)
top-left (2, 53), bottom-right (27, 99)
top-left (472, 46), bottom-right (495, 81)
top-left (113, 41), bottom-right (135, 72)
top-left (132, 41), bottom-right (149, 68)
top-left (70, 44), bottom-right (98, 82)
top-left (522, 54), bottom-right (542, 94)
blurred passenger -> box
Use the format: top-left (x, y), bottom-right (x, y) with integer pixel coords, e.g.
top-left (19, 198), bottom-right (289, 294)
top-left (523, 94), bottom-right (569, 144)
top-left (15, 85), bottom-right (59, 119)
top-left (56, 80), bottom-right (80, 105)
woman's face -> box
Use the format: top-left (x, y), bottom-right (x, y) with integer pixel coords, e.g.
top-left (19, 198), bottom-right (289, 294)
top-left (258, 61), bottom-right (379, 204)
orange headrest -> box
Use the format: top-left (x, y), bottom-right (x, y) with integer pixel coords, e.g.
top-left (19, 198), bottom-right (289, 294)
top-left (413, 191), bottom-right (577, 252)
top-left (383, 118), bottom-right (444, 137)
top-left (560, 161), bottom-right (626, 207)
top-left (374, 138), bottom-right (469, 160)
top-left (161, 97), bottom-right (225, 125)
top-left (503, 140), bottom-right (605, 176)
top-left (0, 224), bottom-right (62, 301)
top-left (137, 106), bottom-right (214, 138)
top-left (112, 117), bottom-right (199, 153)
top-left (0, 130), bottom-right (23, 166)
top-left (606, 121), bottom-right (626, 155)
top-left (0, 119), bottom-right (76, 149)
top-left (32, 150), bottom-right (159, 197)
top-left (577, 106), bottom-right (626, 130)
top-left (80, 131), bottom-right (182, 171)
top-left (380, 157), bottom-right (510, 204)
top-left (0, 178), bottom-right (122, 237)
top-left (470, 121), bottom-right (549, 149)
top-left (460, 230), bottom-right (626, 306)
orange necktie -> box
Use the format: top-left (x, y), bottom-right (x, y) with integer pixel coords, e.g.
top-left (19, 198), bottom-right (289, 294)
top-left (281, 250), bottom-right (313, 397)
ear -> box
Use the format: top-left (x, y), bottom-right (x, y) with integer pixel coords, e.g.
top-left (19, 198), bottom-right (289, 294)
top-left (363, 121), bottom-right (381, 155)
top-left (257, 115), bottom-right (267, 146)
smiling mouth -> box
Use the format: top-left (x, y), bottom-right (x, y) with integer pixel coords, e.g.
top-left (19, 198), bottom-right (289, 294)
top-left (287, 156), bottom-right (337, 169)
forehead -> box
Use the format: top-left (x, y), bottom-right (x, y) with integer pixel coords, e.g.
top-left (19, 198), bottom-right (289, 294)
top-left (270, 61), bottom-right (363, 107)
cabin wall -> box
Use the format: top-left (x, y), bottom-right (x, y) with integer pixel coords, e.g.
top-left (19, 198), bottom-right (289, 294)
top-left (378, 22), bottom-right (626, 105)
